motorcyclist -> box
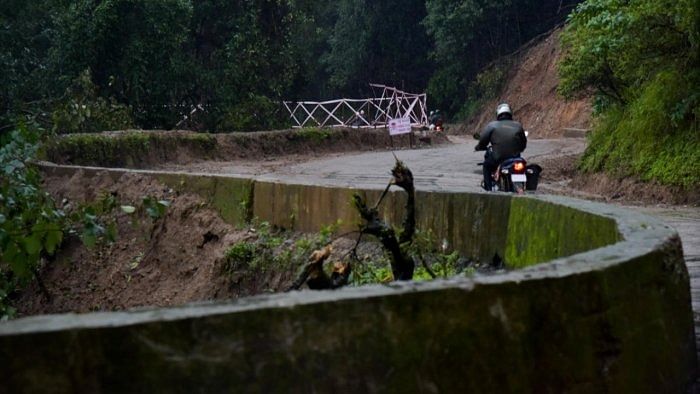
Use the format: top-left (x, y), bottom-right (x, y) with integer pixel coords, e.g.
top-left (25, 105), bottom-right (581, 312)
top-left (428, 110), bottom-right (442, 128)
top-left (474, 103), bottom-right (527, 191)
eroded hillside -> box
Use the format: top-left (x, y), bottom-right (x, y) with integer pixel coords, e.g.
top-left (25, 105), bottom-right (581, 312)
top-left (464, 28), bottom-right (592, 139)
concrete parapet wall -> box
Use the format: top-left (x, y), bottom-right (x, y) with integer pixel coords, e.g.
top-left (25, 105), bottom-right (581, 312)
top-left (1, 162), bottom-right (695, 393)
top-left (41, 128), bottom-right (424, 169)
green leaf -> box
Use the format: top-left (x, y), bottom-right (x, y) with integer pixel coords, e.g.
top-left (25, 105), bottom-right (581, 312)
top-left (106, 222), bottom-right (117, 242)
top-left (23, 234), bottom-right (42, 256)
top-left (120, 205), bottom-right (136, 214)
top-left (6, 243), bottom-right (31, 280)
top-left (81, 231), bottom-right (97, 248)
top-left (45, 228), bottom-right (63, 255)
top-left (146, 206), bottom-right (160, 219)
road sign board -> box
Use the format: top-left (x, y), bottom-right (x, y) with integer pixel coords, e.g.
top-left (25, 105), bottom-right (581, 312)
top-left (388, 117), bottom-right (412, 135)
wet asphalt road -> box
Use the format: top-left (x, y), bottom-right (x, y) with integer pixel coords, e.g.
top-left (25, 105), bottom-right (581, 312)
top-left (255, 137), bottom-right (586, 191)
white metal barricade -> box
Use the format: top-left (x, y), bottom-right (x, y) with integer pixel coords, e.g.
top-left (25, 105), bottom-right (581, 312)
top-left (283, 84), bottom-right (428, 128)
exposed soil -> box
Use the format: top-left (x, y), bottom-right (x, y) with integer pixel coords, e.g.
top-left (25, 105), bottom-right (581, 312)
top-left (12, 170), bottom-right (405, 317)
top-left (457, 28), bottom-right (592, 139)
top-left (536, 154), bottom-right (700, 205)
top-left (568, 173), bottom-right (700, 206)
top-left (14, 172), bottom-right (310, 316)
top-left (14, 171), bottom-right (242, 316)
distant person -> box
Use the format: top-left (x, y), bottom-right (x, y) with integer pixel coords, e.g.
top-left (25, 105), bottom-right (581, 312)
top-left (474, 103), bottom-right (527, 190)
top-left (429, 110), bottom-right (442, 124)
top-left (428, 110), bottom-right (443, 131)
top-left (351, 110), bottom-right (366, 127)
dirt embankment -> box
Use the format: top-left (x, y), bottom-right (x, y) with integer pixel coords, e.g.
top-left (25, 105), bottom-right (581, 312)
top-left (536, 154), bottom-right (700, 205)
top-left (14, 170), bottom-right (310, 316)
top-left (15, 171), bottom-right (241, 315)
top-left (14, 169), bottom-right (392, 317)
top-left (461, 28), bottom-right (592, 138)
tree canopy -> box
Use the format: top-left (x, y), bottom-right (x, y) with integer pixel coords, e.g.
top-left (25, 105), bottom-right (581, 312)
top-left (559, 0), bottom-right (699, 186)
top-left (1, 0), bottom-right (584, 132)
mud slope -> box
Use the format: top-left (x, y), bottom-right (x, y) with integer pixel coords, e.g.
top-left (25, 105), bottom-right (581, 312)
top-left (464, 28), bottom-right (592, 139)
top-left (14, 171), bottom-right (299, 316)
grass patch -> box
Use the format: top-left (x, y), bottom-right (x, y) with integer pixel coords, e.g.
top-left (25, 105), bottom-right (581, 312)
top-left (294, 127), bottom-right (331, 142)
top-left (580, 72), bottom-right (700, 187)
top-left (41, 132), bottom-right (217, 167)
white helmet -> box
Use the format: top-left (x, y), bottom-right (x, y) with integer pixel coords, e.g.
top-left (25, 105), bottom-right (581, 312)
top-left (496, 103), bottom-right (512, 117)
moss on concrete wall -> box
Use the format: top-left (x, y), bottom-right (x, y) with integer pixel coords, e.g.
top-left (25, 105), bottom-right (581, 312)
top-left (505, 198), bottom-right (620, 268)
top-left (250, 182), bottom-right (618, 266)
top-left (156, 174), bottom-right (253, 228)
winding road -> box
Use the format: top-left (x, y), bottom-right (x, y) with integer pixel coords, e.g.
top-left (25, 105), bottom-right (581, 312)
top-left (165, 136), bottom-right (700, 357)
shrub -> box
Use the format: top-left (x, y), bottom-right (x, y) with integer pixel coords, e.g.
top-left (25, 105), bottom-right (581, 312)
top-left (52, 70), bottom-right (133, 134)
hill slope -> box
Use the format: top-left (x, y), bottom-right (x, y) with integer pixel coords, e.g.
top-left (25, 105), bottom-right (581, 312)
top-left (464, 28), bottom-right (592, 138)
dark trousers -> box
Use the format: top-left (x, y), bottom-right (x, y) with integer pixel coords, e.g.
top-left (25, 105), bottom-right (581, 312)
top-left (482, 150), bottom-right (498, 190)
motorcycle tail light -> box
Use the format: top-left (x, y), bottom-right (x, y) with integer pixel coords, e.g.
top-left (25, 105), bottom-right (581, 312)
top-left (513, 162), bottom-right (525, 173)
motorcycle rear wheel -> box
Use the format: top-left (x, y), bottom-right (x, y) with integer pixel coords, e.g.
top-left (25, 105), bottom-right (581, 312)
top-left (513, 182), bottom-right (526, 194)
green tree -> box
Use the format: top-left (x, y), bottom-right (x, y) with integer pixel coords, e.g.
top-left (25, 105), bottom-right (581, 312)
top-left (324, 0), bottom-right (432, 96)
top-left (0, 126), bottom-right (64, 318)
top-left (0, 0), bottom-right (66, 129)
top-left (188, 0), bottom-right (316, 130)
top-left (559, 0), bottom-right (699, 186)
top-left (52, 69), bottom-right (134, 134)
top-left (52, 0), bottom-right (195, 128)
top-left (424, 0), bottom-right (580, 116)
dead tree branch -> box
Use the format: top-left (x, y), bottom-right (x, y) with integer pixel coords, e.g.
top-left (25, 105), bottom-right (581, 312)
top-left (287, 245), bottom-right (351, 291)
top-left (352, 158), bottom-right (416, 281)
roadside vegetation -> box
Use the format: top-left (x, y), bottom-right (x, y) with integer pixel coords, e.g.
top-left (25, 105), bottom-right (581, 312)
top-left (0, 124), bottom-right (126, 319)
top-left (559, 0), bottom-right (699, 187)
top-left (223, 220), bottom-right (473, 289)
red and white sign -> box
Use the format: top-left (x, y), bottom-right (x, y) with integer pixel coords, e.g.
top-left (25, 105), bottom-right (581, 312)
top-left (388, 117), bottom-right (412, 135)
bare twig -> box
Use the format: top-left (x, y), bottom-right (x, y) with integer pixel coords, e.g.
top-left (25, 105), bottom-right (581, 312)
top-left (352, 158), bottom-right (416, 281)
top-left (33, 267), bottom-right (52, 302)
top-left (414, 252), bottom-right (437, 279)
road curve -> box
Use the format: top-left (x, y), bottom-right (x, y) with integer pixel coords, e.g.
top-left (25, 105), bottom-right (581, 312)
top-left (162, 136), bottom-right (700, 358)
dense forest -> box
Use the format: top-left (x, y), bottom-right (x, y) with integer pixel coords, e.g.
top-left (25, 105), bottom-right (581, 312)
top-left (1, 0), bottom-right (698, 317)
top-left (1, 0), bottom-right (579, 132)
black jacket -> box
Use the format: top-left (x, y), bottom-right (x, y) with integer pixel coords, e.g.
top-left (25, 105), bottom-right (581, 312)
top-left (475, 119), bottom-right (527, 161)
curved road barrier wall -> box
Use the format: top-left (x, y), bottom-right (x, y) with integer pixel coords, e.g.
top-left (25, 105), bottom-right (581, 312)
top-left (0, 163), bottom-right (695, 393)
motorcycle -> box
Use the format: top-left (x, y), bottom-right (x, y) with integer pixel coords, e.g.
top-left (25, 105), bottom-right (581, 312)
top-left (475, 133), bottom-right (542, 194)
top-left (489, 156), bottom-right (537, 194)
top-left (429, 119), bottom-right (444, 132)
